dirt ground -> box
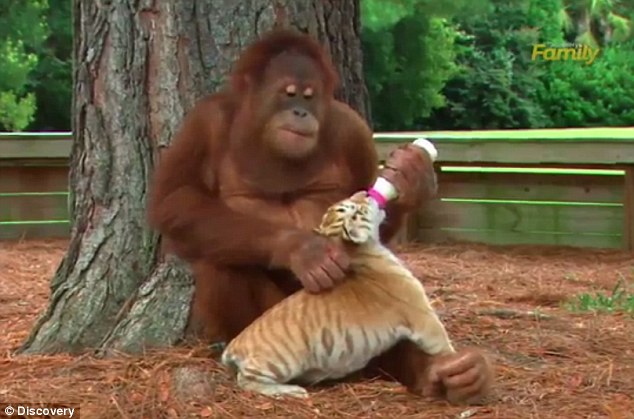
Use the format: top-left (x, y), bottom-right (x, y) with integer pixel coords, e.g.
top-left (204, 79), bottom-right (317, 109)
top-left (0, 238), bottom-right (632, 419)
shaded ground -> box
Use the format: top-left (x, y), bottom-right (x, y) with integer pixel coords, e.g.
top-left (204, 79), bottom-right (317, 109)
top-left (0, 238), bottom-right (632, 418)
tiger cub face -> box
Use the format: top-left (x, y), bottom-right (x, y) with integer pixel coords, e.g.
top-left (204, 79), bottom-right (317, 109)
top-left (314, 191), bottom-right (385, 244)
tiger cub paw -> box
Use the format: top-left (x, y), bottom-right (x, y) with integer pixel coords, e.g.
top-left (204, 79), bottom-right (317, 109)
top-left (275, 386), bottom-right (309, 399)
top-left (237, 376), bottom-right (310, 399)
top-left (265, 384), bottom-right (310, 399)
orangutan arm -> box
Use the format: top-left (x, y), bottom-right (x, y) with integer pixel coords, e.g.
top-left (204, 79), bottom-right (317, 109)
top-left (334, 102), bottom-right (409, 243)
top-left (147, 97), bottom-right (309, 267)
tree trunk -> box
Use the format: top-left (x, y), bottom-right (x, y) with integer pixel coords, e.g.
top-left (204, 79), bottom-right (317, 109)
top-left (18, 0), bottom-right (369, 355)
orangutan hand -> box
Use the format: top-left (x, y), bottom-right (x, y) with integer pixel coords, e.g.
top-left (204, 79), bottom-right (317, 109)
top-left (288, 233), bottom-right (350, 294)
top-left (422, 347), bottom-right (494, 405)
top-left (382, 144), bottom-right (438, 211)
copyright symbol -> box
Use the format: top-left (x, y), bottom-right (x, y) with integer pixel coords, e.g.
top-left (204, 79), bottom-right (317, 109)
top-left (4, 406), bottom-right (14, 416)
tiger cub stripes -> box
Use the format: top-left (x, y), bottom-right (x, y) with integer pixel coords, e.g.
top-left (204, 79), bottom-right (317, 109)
top-left (221, 191), bottom-right (455, 398)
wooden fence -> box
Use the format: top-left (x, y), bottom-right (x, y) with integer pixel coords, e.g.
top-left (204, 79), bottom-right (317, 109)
top-left (1, 128), bottom-right (633, 250)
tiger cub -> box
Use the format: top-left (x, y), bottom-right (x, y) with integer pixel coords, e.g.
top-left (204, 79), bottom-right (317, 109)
top-left (221, 190), bottom-right (455, 398)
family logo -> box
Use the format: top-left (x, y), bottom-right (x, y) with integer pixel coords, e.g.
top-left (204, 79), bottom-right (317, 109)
top-left (531, 43), bottom-right (600, 65)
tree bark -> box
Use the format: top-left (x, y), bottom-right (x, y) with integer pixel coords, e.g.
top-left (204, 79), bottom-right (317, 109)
top-left (19, 0), bottom-right (369, 355)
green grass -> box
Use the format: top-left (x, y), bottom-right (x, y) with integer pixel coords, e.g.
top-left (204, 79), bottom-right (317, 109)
top-left (566, 276), bottom-right (634, 315)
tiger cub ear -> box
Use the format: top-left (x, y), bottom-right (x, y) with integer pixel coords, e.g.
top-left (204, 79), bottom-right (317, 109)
top-left (315, 208), bottom-right (340, 236)
top-left (349, 190), bottom-right (369, 202)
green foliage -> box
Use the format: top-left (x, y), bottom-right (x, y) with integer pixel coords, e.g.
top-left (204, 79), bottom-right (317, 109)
top-left (0, 0), bottom-right (49, 131)
top-left (361, 0), bottom-right (490, 130)
top-left (0, 0), bottom-right (49, 46)
top-left (2, 0), bottom-right (632, 132)
top-left (361, 0), bottom-right (490, 31)
top-left (537, 42), bottom-right (634, 126)
top-left (29, 0), bottom-right (72, 131)
top-left (362, 0), bottom-right (420, 31)
top-left (527, 0), bottom-right (567, 43)
top-left (562, 0), bottom-right (633, 46)
top-left (392, 0), bottom-right (634, 130)
top-left (420, 0), bottom-right (556, 129)
top-left (0, 91), bottom-right (37, 131)
top-left (363, 14), bottom-right (460, 130)
top-left (566, 277), bottom-right (634, 315)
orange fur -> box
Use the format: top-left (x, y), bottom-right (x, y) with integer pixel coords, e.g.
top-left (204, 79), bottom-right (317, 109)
top-left (221, 191), bottom-right (455, 398)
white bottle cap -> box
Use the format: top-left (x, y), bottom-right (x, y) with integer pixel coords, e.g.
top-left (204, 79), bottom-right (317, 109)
top-left (412, 137), bottom-right (438, 162)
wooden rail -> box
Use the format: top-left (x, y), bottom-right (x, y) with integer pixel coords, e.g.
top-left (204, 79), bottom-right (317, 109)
top-left (1, 128), bottom-right (633, 250)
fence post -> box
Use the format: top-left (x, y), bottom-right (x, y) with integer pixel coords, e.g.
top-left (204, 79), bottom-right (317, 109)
top-left (624, 165), bottom-right (634, 252)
